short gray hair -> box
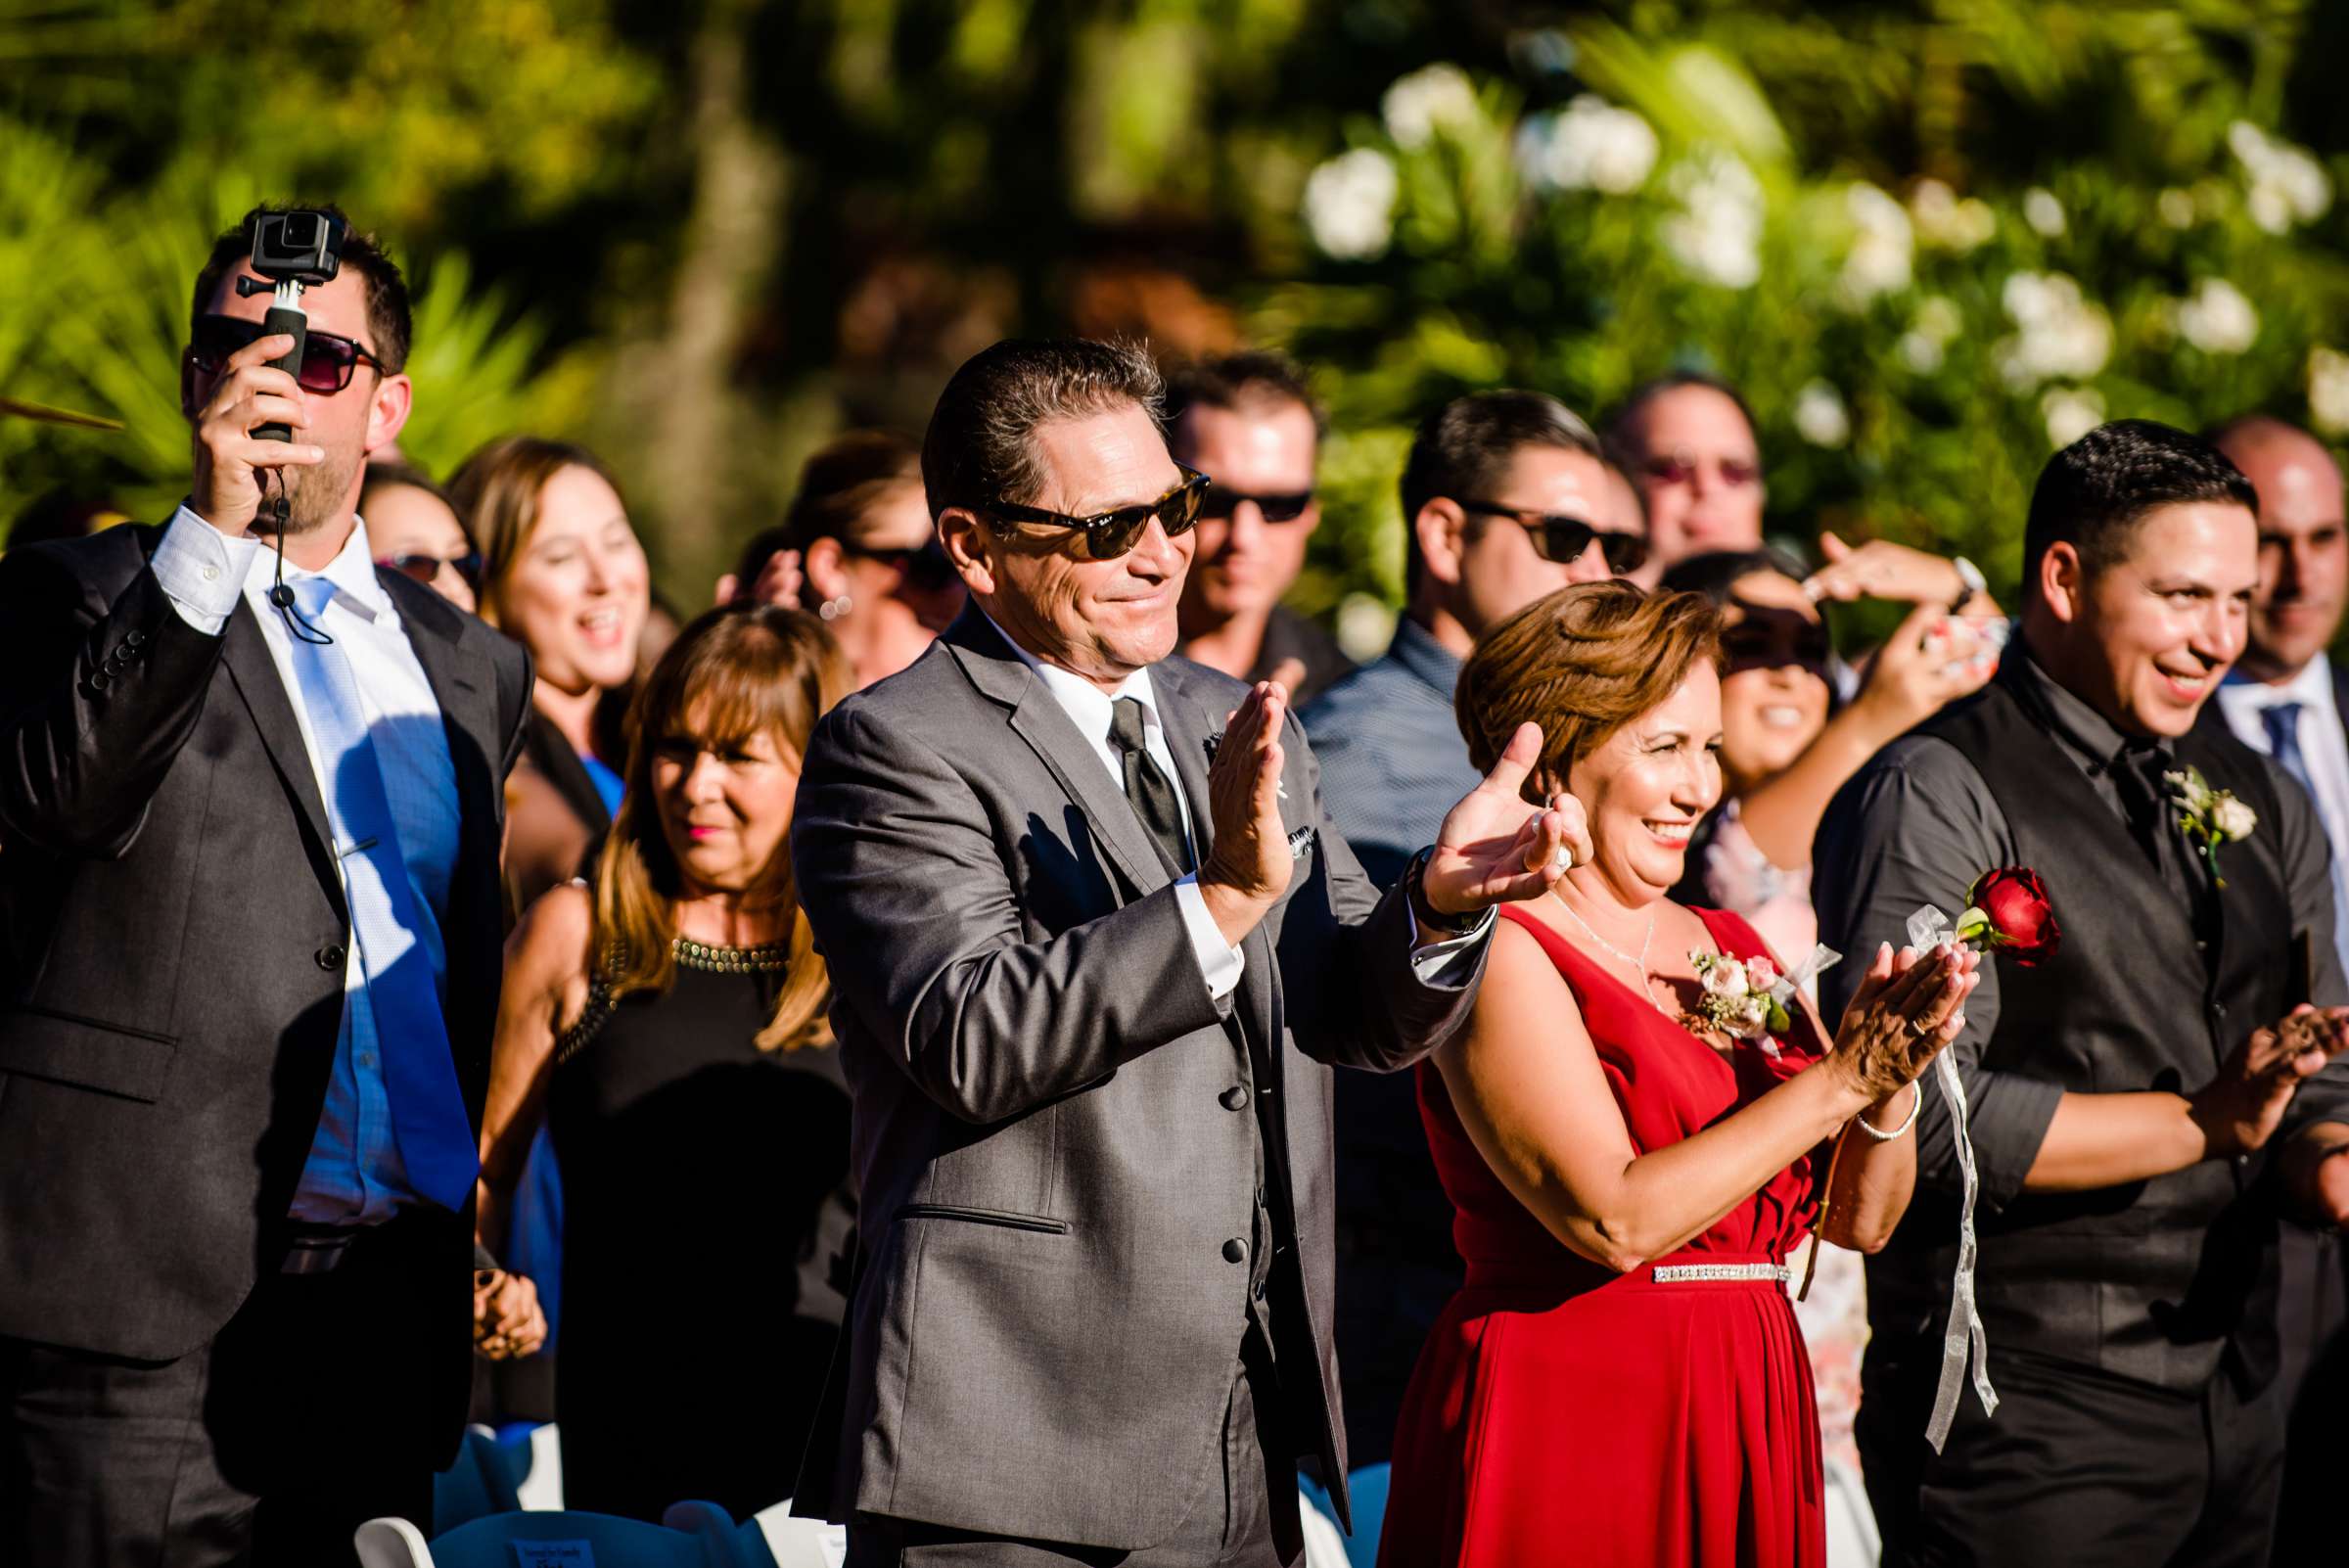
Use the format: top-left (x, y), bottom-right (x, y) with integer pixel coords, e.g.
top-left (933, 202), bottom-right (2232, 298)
top-left (922, 338), bottom-right (1165, 519)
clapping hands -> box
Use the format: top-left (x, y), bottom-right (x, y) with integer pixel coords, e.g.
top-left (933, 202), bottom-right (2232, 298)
top-left (2190, 1004), bottom-right (2349, 1160)
top-left (1827, 942), bottom-right (1981, 1104)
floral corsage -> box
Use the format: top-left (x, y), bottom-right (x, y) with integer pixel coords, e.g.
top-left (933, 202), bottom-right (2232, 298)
top-left (2163, 765), bottom-right (2257, 887)
top-left (1687, 950), bottom-right (1792, 1044)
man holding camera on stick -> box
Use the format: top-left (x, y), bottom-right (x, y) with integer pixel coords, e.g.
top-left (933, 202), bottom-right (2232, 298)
top-left (0, 206), bottom-right (531, 1565)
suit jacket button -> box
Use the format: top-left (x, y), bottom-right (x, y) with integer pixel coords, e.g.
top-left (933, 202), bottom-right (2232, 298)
top-left (1221, 1237), bottom-right (1248, 1265)
top-left (1220, 1085), bottom-right (1249, 1111)
top-left (316, 945), bottom-right (346, 971)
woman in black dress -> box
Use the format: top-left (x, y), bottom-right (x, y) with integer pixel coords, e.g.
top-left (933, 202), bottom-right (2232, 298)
top-left (479, 603), bottom-right (853, 1522)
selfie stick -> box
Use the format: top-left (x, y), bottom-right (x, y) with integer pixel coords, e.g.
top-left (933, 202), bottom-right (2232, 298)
top-left (236, 274), bottom-right (307, 444)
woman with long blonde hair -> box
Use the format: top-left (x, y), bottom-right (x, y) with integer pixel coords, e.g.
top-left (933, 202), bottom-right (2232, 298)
top-left (478, 602), bottom-right (852, 1522)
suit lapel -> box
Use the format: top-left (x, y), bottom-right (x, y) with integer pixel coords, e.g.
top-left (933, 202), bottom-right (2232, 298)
top-left (944, 611), bottom-right (1172, 901)
top-left (218, 598), bottom-right (341, 910)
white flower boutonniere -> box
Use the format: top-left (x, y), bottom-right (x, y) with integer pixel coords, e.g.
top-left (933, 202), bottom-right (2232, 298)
top-left (2164, 764), bottom-right (2257, 887)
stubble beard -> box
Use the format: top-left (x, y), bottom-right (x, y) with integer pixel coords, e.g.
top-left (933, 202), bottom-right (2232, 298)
top-left (264, 438), bottom-right (362, 538)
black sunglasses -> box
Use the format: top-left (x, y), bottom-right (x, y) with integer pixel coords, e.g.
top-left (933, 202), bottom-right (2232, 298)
top-left (1199, 484), bottom-right (1314, 524)
top-left (379, 551), bottom-right (484, 589)
top-left (982, 467), bottom-right (1210, 562)
top-left (1458, 501), bottom-right (1650, 575)
top-left (843, 537), bottom-right (959, 593)
top-left (1720, 611), bottom-right (1831, 671)
top-left (190, 312), bottom-right (390, 395)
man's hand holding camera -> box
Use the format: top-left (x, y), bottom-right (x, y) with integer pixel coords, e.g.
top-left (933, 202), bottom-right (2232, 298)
top-left (189, 331), bottom-right (324, 538)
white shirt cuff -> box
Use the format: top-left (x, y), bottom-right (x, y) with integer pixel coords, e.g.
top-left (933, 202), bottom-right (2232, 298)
top-left (151, 506), bottom-right (259, 634)
top-left (1409, 907), bottom-right (1495, 987)
top-left (1174, 874), bottom-right (1246, 1000)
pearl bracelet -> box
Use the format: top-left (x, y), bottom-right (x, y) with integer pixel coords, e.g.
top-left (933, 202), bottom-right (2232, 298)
top-left (1856, 1081), bottom-right (1923, 1140)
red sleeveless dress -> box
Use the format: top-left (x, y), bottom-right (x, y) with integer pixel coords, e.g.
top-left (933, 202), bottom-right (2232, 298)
top-left (1379, 905), bottom-right (1829, 1568)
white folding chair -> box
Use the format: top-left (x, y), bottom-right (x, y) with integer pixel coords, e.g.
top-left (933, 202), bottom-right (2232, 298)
top-left (514, 1422), bottom-right (566, 1511)
top-left (671, 1497), bottom-right (845, 1568)
top-left (1298, 1487), bottom-right (1354, 1568)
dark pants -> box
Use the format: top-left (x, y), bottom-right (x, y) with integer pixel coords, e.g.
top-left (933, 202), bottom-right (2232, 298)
top-left (846, 1327), bottom-right (1301, 1568)
top-left (2273, 1228), bottom-right (2349, 1567)
top-left (1859, 1343), bottom-right (2284, 1568)
top-left (2, 1212), bottom-right (453, 1568)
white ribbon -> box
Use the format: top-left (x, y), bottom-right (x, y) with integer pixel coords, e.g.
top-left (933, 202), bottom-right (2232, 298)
top-left (1906, 903), bottom-right (2000, 1452)
top-left (1769, 944), bottom-right (1842, 1011)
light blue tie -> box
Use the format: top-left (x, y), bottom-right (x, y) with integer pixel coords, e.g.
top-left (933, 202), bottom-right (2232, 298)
top-left (283, 576), bottom-right (479, 1210)
top-left (2264, 702), bottom-right (2312, 796)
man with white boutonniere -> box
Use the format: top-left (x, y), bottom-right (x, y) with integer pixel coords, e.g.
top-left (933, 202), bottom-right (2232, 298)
top-left (1816, 421), bottom-right (2349, 1568)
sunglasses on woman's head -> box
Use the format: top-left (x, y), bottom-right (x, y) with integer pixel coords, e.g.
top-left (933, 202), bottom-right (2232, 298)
top-left (189, 313), bottom-right (390, 395)
top-left (379, 551), bottom-right (484, 589)
top-left (982, 467), bottom-right (1210, 562)
top-left (1199, 484), bottom-right (1314, 524)
top-left (1458, 502), bottom-right (1650, 575)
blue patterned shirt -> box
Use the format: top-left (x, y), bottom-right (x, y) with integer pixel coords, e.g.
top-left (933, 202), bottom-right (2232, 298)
top-left (1297, 618), bottom-right (1480, 890)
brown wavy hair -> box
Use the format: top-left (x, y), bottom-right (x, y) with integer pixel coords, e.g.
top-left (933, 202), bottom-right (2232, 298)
top-left (592, 604), bottom-right (852, 1050)
top-left (1455, 581), bottom-right (1722, 797)
top-left (445, 436), bottom-right (629, 632)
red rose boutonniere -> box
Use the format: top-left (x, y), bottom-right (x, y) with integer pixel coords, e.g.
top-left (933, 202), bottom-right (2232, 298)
top-left (1949, 866), bottom-right (2060, 967)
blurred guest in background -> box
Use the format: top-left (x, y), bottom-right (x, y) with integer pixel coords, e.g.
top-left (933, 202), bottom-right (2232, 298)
top-left (1167, 350), bottom-right (1354, 704)
top-left (1302, 388), bottom-right (1638, 1477)
top-left (479, 603), bottom-right (852, 1523)
top-left (2203, 414), bottom-right (2349, 1567)
top-left (1663, 547), bottom-right (1997, 964)
top-left (1306, 390), bottom-right (1640, 888)
top-left (0, 204), bottom-right (530, 1565)
top-left (452, 436), bottom-right (650, 914)
top-left (362, 462), bottom-right (480, 614)
top-left (1606, 372), bottom-right (1767, 575)
top-left (717, 431), bottom-right (963, 689)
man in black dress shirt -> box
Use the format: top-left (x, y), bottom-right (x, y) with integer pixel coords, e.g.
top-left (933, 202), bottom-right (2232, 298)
top-left (1816, 420), bottom-right (2349, 1567)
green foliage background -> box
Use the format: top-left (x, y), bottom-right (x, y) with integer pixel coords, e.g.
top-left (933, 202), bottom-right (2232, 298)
top-left (6, 0), bottom-right (2349, 623)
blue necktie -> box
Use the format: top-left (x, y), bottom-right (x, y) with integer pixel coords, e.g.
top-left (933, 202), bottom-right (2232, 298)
top-left (283, 577), bottom-right (479, 1210)
top-left (2264, 701), bottom-right (2313, 796)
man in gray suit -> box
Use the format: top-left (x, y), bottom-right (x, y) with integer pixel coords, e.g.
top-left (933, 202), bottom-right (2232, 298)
top-left (790, 339), bottom-right (1585, 1565)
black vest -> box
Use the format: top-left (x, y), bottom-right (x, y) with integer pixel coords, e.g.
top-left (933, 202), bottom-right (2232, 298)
top-left (1867, 670), bottom-right (2293, 1394)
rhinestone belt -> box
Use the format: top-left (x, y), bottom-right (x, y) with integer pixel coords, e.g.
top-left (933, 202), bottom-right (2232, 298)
top-left (1650, 1263), bottom-right (1792, 1284)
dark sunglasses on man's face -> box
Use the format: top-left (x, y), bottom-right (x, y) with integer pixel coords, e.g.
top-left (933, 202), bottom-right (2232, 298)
top-left (189, 313), bottom-right (389, 395)
top-left (982, 467), bottom-right (1210, 562)
top-left (1199, 484), bottom-right (1314, 524)
top-left (379, 551), bottom-right (484, 589)
top-left (1458, 501), bottom-right (1650, 576)
top-left (843, 537), bottom-right (959, 594)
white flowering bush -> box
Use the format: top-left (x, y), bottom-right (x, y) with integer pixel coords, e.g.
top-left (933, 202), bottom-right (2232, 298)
top-left (1261, 24), bottom-right (2349, 608)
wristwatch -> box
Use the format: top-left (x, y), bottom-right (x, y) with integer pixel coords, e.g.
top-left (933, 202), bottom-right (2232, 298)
top-left (1950, 555), bottom-right (1987, 613)
top-left (1405, 847), bottom-right (1484, 936)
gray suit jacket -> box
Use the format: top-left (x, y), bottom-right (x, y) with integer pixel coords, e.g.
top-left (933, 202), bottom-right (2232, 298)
top-left (787, 609), bottom-right (1484, 1546)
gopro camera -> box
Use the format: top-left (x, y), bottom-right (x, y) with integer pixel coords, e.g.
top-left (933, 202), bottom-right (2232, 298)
top-left (248, 208), bottom-right (346, 288)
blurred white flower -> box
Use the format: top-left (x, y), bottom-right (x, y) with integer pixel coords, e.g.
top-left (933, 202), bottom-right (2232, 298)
top-left (2023, 187), bottom-right (2066, 238)
top-left (2040, 387), bottom-right (2105, 448)
top-left (2231, 120), bottom-right (2331, 234)
top-left (2157, 188), bottom-right (2197, 229)
top-left (1910, 178), bottom-right (1996, 251)
top-left (1898, 296), bottom-right (1963, 374)
top-left (1794, 380), bottom-right (1851, 447)
top-left (2174, 279), bottom-right (2258, 355)
top-left (1303, 149), bottom-right (1400, 260)
top-left (1838, 182), bottom-right (1913, 305)
top-left (1995, 272), bottom-right (2112, 390)
top-left (1662, 151), bottom-right (1765, 290)
top-left (2309, 347), bottom-right (2349, 437)
top-left (1334, 591), bottom-right (1399, 664)
top-left (1383, 65), bottom-right (1480, 150)
top-left (1518, 94), bottom-right (1659, 194)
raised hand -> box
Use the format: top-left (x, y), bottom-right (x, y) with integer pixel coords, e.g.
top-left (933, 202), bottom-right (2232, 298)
top-left (1851, 602), bottom-right (2000, 735)
top-left (1196, 679), bottom-right (1293, 943)
top-left (1825, 942), bottom-right (1980, 1103)
top-left (1804, 532), bottom-right (1977, 608)
top-left (2189, 1004), bottom-right (2349, 1158)
top-left (1419, 722), bottom-right (1592, 918)
top-left (189, 331), bottom-right (324, 536)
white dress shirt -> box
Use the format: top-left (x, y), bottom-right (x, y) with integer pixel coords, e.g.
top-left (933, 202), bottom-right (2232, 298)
top-left (2218, 657), bottom-right (2349, 977)
top-left (984, 613), bottom-right (1490, 999)
top-left (151, 507), bottom-right (462, 1223)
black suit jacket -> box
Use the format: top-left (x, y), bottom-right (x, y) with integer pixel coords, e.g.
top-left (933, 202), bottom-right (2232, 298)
top-left (0, 522), bottom-right (530, 1456)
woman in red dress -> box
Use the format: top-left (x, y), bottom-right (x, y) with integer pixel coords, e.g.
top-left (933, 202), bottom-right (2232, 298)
top-left (1382, 584), bottom-right (1978, 1567)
